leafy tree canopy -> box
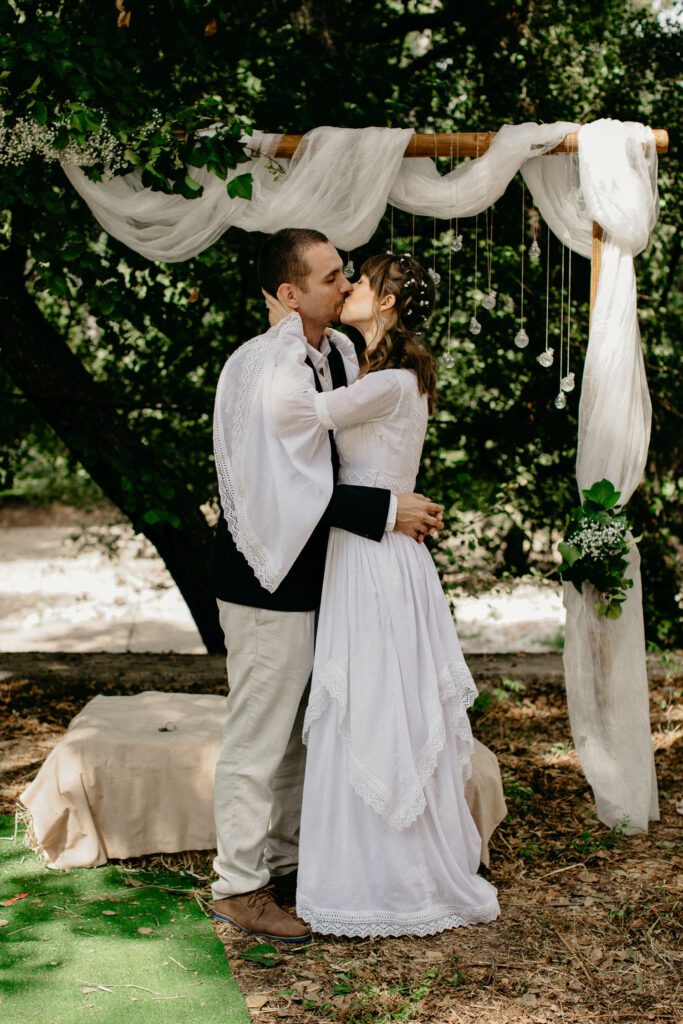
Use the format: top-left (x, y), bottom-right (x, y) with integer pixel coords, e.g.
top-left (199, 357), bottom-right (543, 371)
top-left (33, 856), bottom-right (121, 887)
top-left (0, 0), bottom-right (680, 648)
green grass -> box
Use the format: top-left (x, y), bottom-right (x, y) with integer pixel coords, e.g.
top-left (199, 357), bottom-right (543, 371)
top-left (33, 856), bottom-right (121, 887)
top-left (0, 816), bottom-right (249, 1024)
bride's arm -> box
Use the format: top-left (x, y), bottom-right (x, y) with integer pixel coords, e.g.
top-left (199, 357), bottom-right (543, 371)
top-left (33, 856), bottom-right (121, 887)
top-left (269, 319), bottom-right (401, 433)
top-left (313, 372), bottom-right (402, 429)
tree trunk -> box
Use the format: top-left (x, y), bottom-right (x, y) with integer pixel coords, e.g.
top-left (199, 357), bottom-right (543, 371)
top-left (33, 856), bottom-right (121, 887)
top-left (0, 246), bottom-right (224, 654)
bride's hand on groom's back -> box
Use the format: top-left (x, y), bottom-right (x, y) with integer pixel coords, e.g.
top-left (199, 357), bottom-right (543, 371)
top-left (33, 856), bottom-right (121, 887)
top-left (395, 493), bottom-right (444, 543)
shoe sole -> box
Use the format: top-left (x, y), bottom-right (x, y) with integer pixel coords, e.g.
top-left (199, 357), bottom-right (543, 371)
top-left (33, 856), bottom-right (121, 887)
top-left (211, 909), bottom-right (311, 944)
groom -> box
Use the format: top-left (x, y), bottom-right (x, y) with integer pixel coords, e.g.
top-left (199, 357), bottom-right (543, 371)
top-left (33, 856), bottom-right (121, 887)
top-left (210, 228), bottom-right (444, 942)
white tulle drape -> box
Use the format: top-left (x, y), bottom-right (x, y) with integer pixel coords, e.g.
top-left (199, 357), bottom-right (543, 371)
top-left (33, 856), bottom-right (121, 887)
top-left (527, 121), bottom-right (659, 833)
top-left (63, 119), bottom-right (660, 832)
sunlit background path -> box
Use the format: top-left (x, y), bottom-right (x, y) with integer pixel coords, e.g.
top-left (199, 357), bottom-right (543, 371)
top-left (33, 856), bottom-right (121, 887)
top-left (0, 515), bottom-right (565, 655)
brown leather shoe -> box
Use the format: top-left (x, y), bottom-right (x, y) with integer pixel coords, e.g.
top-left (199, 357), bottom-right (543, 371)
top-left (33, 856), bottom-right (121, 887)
top-left (212, 886), bottom-right (311, 944)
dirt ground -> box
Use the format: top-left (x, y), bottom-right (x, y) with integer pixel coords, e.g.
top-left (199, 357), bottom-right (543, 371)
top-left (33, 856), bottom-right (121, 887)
top-left (1, 652), bottom-right (681, 1024)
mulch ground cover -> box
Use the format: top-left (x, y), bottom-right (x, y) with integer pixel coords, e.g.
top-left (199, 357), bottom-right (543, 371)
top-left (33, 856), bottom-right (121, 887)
top-left (1, 652), bottom-right (681, 1024)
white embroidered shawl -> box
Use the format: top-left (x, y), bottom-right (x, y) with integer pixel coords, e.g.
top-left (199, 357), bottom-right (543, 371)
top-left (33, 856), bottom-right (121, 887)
top-left (213, 312), bottom-right (359, 592)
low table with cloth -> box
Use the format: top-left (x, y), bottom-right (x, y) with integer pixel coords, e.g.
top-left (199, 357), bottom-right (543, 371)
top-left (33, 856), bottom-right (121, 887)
top-left (19, 691), bottom-right (507, 870)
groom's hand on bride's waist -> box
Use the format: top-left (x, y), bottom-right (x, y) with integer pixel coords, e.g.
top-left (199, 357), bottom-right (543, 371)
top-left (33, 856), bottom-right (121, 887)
top-left (394, 493), bottom-right (444, 543)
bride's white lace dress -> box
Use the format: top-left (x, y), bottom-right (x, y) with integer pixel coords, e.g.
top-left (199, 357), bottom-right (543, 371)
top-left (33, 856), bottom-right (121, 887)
top-left (295, 364), bottom-right (500, 937)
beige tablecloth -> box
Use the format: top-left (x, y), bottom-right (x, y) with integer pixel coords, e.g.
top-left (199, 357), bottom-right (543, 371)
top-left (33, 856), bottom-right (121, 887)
top-left (20, 691), bottom-right (507, 869)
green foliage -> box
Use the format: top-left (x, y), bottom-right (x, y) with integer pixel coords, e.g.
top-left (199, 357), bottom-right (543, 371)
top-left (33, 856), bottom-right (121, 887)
top-left (571, 816), bottom-right (630, 857)
top-left (0, 0), bottom-right (680, 644)
top-left (558, 479), bottom-right (635, 619)
top-left (238, 943), bottom-right (282, 967)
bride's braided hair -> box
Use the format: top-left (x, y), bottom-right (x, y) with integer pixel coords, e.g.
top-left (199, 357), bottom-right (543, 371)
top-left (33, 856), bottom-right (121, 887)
top-left (358, 252), bottom-right (438, 413)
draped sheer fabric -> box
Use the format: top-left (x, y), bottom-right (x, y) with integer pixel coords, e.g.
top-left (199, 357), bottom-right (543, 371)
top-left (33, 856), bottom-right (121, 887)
top-left (65, 118), bottom-right (660, 832)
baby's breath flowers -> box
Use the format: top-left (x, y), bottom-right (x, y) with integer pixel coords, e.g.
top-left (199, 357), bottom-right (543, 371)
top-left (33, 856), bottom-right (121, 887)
top-left (0, 107), bottom-right (127, 173)
top-left (558, 479), bottom-right (636, 619)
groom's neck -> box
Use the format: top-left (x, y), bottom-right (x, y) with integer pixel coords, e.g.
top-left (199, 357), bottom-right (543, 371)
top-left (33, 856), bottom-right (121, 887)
top-left (300, 316), bottom-right (327, 350)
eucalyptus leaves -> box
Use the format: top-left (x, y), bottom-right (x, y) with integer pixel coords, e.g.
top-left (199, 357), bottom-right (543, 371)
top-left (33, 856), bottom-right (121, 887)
top-left (558, 480), bottom-right (635, 620)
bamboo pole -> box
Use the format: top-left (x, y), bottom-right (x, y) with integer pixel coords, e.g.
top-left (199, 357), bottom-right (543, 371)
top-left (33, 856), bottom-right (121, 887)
top-left (590, 222), bottom-right (604, 325)
top-left (264, 128), bottom-right (667, 332)
top-left (270, 128), bottom-right (669, 159)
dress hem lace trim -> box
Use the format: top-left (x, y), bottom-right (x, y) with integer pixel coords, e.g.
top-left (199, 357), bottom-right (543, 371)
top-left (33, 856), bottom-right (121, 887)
top-left (296, 893), bottom-right (500, 937)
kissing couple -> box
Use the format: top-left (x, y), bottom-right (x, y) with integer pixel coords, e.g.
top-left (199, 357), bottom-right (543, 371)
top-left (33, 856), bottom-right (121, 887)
top-left (210, 228), bottom-right (505, 941)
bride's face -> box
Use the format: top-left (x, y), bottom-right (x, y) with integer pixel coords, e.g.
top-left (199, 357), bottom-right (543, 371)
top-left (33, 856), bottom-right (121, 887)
top-left (340, 274), bottom-right (376, 330)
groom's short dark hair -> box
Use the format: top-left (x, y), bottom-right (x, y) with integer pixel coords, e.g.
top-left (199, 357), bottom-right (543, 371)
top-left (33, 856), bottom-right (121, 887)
top-left (258, 228), bottom-right (329, 297)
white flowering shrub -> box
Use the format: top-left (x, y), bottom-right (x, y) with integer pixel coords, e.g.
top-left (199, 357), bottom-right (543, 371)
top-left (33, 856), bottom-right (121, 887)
top-left (558, 479), bottom-right (635, 619)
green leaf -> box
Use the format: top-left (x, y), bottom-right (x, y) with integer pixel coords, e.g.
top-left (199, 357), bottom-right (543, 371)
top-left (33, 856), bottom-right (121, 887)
top-left (558, 542), bottom-right (581, 566)
top-left (30, 100), bottom-right (48, 126)
top-left (227, 172), bottom-right (253, 200)
top-left (582, 479), bottom-right (621, 510)
top-left (238, 943), bottom-right (281, 967)
top-left (142, 509), bottom-right (162, 525)
top-left (605, 603), bottom-right (623, 620)
top-left (183, 174), bottom-right (203, 193)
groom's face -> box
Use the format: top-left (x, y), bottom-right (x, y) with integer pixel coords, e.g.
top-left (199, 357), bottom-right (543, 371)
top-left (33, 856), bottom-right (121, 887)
top-left (296, 242), bottom-right (352, 325)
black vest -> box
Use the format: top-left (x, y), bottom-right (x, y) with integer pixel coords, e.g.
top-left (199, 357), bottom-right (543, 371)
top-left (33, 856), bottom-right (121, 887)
top-left (211, 343), bottom-right (348, 612)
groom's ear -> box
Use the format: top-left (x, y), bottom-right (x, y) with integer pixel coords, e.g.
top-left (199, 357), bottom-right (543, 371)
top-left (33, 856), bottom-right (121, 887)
top-left (276, 282), bottom-right (299, 310)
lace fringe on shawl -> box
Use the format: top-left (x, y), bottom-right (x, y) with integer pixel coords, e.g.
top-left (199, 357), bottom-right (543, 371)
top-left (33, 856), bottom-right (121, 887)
top-left (296, 892), bottom-right (500, 938)
top-left (213, 334), bottom-right (280, 591)
top-left (302, 659), bottom-right (478, 831)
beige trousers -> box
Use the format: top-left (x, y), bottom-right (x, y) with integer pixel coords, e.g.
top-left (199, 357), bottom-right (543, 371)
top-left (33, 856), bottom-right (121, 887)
top-left (212, 600), bottom-right (315, 900)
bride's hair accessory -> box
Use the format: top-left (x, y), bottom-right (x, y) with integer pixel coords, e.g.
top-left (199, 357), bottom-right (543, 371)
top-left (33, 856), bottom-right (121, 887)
top-left (357, 251), bottom-right (438, 412)
top-left (390, 252), bottom-right (436, 334)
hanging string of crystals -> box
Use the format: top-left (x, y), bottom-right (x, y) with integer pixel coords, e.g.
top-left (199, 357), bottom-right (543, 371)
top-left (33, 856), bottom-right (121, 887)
top-left (529, 205), bottom-right (541, 262)
top-left (428, 135), bottom-right (441, 287)
top-left (482, 205), bottom-right (496, 310)
top-left (469, 213), bottom-right (482, 335)
top-left (344, 250), bottom-right (355, 278)
top-left (442, 140), bottom-right (456, 369)
top-left (537, 224), bottom-right (554, 368)
top-left (514, 179), bottom-right (529, 348)
top-left (469, 136), bottom-right (482, 335)
top-left (561, 234), bottom-right (576, 395)
top-left (554, 242), bottom-right (568, 409)
top-left (451, 133), bottom-right (463, 254)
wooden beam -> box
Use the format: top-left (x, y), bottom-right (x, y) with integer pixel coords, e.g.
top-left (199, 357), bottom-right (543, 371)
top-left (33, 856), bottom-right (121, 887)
top-left (270, 128), bottom-right (669, 159)
top-left (590, 222), bottom-right (604, 326)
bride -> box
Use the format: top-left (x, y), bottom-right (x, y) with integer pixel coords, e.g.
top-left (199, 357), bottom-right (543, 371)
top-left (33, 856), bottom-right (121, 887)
top-left (268, 252), bottom-right (499, 937)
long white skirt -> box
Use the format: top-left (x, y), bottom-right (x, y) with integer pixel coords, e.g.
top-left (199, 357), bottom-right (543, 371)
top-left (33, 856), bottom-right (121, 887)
top-left (296, 529), bottom-right (500, 937)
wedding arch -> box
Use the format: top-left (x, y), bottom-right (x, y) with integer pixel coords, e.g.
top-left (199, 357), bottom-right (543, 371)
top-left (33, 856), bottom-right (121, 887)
top-left (63, 119), bottom-right (668, 836)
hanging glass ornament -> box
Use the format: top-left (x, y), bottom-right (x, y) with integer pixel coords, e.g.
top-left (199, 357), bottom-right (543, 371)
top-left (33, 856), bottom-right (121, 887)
top-left (343, 259), bottom-right (355, 278)
top-left (482, 290), bottom-right (497, 310)
top-left (554, 392), bottom-right (568, 410)
top-left (469, 316), bottom-right (482, 336)
top-left (537, 348), bottom-right (554, 368)
top-left (561, 372), bottom-right (576, 393)
top-left (529, 239), bottom-right (541, 261)
top-left (428, 268), bottom-right (441, 285)
top-left (451, 234), bottom-right (463, 253)
top-left (442, 352), bottom-right (455, 369)
top-left (514, 328), bottom-right (529, 348)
